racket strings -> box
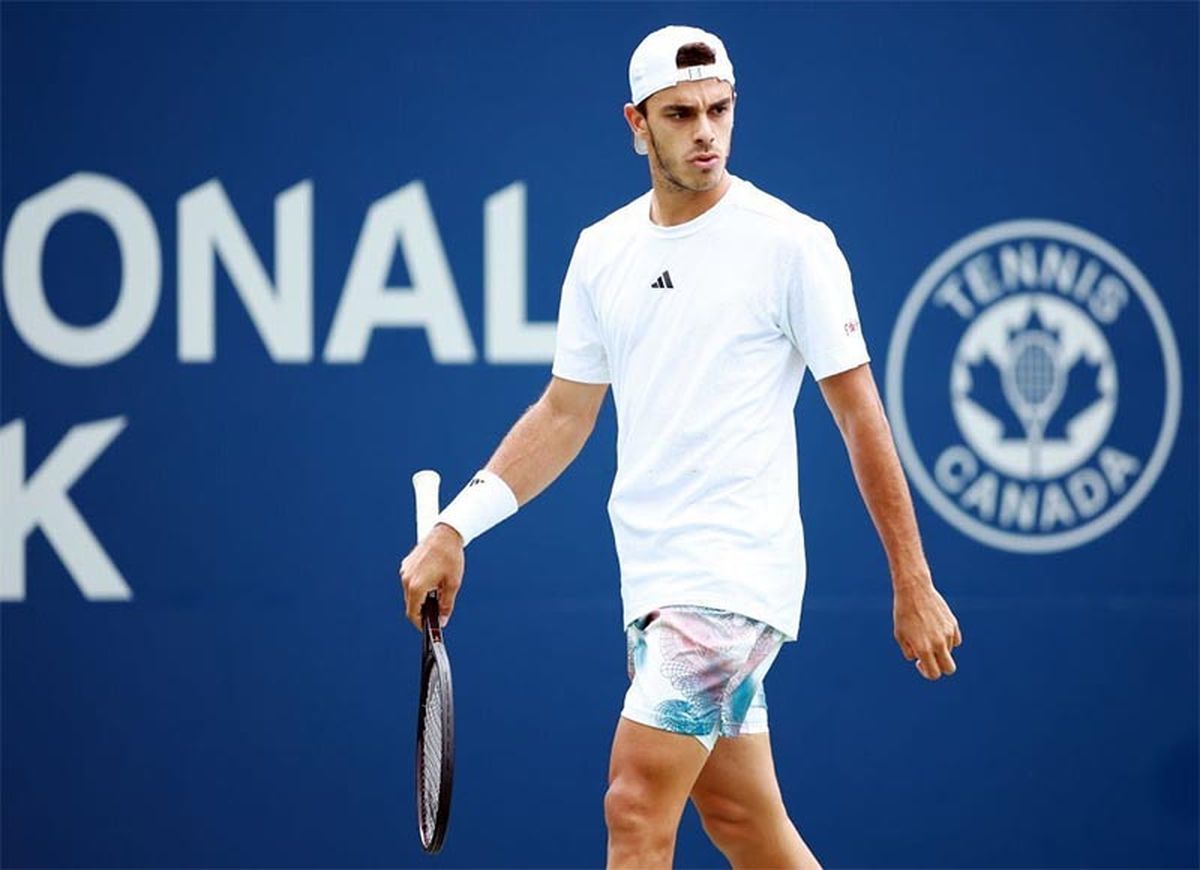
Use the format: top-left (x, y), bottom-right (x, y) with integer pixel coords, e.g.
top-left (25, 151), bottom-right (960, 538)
top-left (420, 673), bottom-right (444, 838)
top-left (1014, 342), bottom-right (1056, 408)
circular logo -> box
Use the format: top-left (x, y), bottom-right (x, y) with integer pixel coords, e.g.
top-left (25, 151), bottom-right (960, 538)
top-left (885, 220), bottom-right (1181, 553)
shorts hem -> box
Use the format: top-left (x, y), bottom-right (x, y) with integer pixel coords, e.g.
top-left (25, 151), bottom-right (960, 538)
top-left (619, 706), bottom-right (717, 738)
top-left (620, 708), bottom-right (770, 740)
top-left (723, 723), bottom-right (770, 738)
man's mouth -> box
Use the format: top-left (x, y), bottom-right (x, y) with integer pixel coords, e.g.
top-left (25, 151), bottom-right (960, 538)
top-left (689, 153), bottom-right (721, 169)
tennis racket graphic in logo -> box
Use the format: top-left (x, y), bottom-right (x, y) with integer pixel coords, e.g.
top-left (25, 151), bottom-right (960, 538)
top-left (949, 296), bottom-right (1118, 485)
top-left (1007, 326), bottom-right (1059, 439)
top-left (887, 220), bottom-right (1180, 554)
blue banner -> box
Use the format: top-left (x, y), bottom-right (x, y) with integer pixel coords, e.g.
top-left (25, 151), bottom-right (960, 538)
top-left (3, 3), bottom-right (1196, 867)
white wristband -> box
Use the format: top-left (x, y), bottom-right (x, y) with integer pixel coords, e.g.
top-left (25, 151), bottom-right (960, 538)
top-left (435, 470), bottom-right (518, 547)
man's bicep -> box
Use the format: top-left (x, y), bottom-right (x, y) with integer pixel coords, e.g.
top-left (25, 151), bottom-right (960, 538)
top-left (817, 362), bottom-right (881, 432)
top-left (782, 223), bottom-right (870, 379)
top-left (544, 375), bottom-right (609, 425)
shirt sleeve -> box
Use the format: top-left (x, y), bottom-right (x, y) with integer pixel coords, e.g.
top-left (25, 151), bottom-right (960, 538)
top-left (551, 232), bottom-right (611, 384)
top-left (779, 221), bottom-right (870, 380)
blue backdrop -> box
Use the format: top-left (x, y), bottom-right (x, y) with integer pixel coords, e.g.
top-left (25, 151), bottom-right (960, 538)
top-left (2, 2), bottom-right (1196, 868)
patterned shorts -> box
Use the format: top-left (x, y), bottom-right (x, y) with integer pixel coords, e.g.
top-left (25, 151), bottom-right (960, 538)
top-left (621, 606), bottom-right (786, 751)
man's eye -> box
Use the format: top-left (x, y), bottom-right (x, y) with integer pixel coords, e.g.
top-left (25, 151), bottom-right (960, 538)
top-left (712, 106), bottom-right (728, 115)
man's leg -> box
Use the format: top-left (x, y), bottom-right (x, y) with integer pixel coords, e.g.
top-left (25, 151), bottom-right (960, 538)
top-left (690, 731), bottom-right (821, 869)
top-left (605, 717), bottom-right (711, 869)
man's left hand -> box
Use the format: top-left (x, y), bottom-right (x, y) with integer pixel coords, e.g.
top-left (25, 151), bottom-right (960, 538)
top-left (893, 580), bottom-right (962, 680)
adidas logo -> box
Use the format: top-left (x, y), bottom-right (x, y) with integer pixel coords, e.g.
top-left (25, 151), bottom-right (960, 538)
top-left (650, 270), bottom-right (674, 289)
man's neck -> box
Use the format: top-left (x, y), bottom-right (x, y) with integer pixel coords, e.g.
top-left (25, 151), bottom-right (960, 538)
top-left (649, 172), bottom-right (733, 227)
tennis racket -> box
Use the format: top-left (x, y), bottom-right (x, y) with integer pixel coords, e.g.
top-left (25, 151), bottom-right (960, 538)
top-left (412, 469), bottom-right (454, 854)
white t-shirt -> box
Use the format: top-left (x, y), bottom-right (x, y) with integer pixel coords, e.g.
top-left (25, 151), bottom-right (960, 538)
top-left (551, 175), bottom-right (869, 640)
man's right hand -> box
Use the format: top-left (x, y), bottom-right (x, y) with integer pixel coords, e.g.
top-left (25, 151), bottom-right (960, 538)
top-left (399, 523), bottom-right (465, 630)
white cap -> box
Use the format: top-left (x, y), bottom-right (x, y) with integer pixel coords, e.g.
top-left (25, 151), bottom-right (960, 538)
top-left (628, 25), bottom-right (736, 107)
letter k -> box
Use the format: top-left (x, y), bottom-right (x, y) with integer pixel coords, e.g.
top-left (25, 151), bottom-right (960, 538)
top-left (1, 418), bottom-right (131, 601)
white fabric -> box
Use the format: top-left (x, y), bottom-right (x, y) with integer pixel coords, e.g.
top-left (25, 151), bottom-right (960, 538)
top-left (628, 25), bottom-right (735, 106)
top-left (435, 470), bottom-right (518, 547)
top-left (551, 176), bottom-right (869, 639)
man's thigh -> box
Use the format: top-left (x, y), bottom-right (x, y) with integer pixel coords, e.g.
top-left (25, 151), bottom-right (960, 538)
top-left (607, 717), bottom-right (711, 814)
top-left (690, 731), bottom-right (787, 818)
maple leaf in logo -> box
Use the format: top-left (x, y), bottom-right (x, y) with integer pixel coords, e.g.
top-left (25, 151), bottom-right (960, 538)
top-left (966, 352), bottom-right (1105, 441)
top-left (966, 355), bottom-right (1025, 439)
top-left (1043, 355), bottom-right (1103, 439)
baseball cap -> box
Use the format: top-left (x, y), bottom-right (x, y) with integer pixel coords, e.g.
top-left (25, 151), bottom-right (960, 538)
top-left (628, 25), bottom-right (735, 155)
top-left (628, 25), bottom-right (736, 107)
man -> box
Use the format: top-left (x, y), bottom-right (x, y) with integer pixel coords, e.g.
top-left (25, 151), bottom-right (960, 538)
top-left (400, 24), bottom-right (962, 869)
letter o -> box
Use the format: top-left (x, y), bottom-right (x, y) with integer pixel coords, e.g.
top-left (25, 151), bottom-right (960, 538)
top-left (2, 172), bottom-right (161, 366)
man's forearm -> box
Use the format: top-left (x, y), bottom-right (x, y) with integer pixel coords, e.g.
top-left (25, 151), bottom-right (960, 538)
top-left (481, 397), bottom-right (597, 506)
top-left (819, 366), bottom-right (961, 675)
top-left (837, 402), bottom-right (931, 589)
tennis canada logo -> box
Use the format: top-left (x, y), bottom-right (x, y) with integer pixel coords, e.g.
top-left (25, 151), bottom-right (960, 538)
top-left (885, 220), bottom-right (1181, 553)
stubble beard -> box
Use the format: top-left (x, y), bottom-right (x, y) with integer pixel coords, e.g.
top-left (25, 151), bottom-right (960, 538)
top-left (646, 124), bottom-right (727, 194)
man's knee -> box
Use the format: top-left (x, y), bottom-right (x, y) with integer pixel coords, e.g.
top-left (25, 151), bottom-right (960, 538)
top-left (604, 776), bottom-right (673, 847)
top-left (693, 789), bottom-right (776, 850)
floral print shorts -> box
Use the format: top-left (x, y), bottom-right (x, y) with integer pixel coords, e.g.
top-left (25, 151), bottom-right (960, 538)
top-left (621, 605), bottom-right (785, 751)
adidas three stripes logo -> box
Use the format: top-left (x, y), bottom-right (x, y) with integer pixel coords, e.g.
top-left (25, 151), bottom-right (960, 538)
top-left (650, 270), bottom-right (674, 289)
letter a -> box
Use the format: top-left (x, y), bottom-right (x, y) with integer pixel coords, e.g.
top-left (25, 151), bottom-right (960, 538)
top-left (323, 181), bottom-right (475, 363)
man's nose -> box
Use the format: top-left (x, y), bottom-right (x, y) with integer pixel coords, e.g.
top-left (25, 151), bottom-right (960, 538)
top-left (695, 113), bottom-right (716, 145)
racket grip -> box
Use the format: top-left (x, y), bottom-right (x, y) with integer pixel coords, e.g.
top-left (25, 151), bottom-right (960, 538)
top-left (412, 469), bottom-right (442, 541)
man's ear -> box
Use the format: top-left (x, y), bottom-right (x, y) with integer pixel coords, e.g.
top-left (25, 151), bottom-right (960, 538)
top-left (624, 102), bottom-right (649, 156)
top-left (623, 102), bottom-right (645, 133)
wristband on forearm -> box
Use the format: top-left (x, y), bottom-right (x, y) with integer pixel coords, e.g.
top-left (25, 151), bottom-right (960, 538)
top-left (435, 469), bottom-right (519, 547)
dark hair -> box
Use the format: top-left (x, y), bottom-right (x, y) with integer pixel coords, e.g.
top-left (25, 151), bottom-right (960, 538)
top-left (675, 42), bottom-right (716, 68)
top-left (635, 41), bottom-right (718, 116)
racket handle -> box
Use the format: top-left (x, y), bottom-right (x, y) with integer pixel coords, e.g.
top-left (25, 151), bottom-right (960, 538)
top-left (412, 469), bottom-right (442, 542)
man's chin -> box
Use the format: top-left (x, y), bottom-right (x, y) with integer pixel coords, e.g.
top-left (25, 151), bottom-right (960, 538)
top-left (689, 164), bottom-right (726, 189)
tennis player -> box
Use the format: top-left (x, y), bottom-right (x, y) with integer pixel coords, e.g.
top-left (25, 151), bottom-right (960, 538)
top-left (400, 24), bottom-right (962, 869)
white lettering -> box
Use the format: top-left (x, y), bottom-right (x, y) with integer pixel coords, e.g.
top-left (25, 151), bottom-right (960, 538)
top-left (933, 274), bottom-right (974, 319)
top-left (1089, 274), bottom-right (1128, 324)
top-left (959, 471), bottom-right (998, 521)
top-left (1072, 259), bottom-right (1101, 304)
top-left (1066, 467), bottom-right (1108, 519)
top-left (1039, 482), bottom-right (1076, 530)
top-left (997, 481), bottom-right (1038, 530)
top-left (935, 446), bottom-right (978, 495)
top-left (484, 182), bottom-right (555, 363)
top-left (1099, 447), bottom-right (1141, 495)
top-left (324, 181), bottom-right (476, 363)
top-left (999, 242), bottom-right (1038, 291)
top-left (2, 173), bottom-right (160, 366)
top-left (962, 253), bottom-right (1002, 306)
top-left (0, 418), bottom-right (130, 601)
top-left (1041, 243), bottom-right (1080, 294)
top-left (178, 179), bottom-right (313, 362)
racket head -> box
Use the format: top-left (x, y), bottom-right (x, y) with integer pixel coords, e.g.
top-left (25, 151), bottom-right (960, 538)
top-left (416, 597), bottom-right (454, 853)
